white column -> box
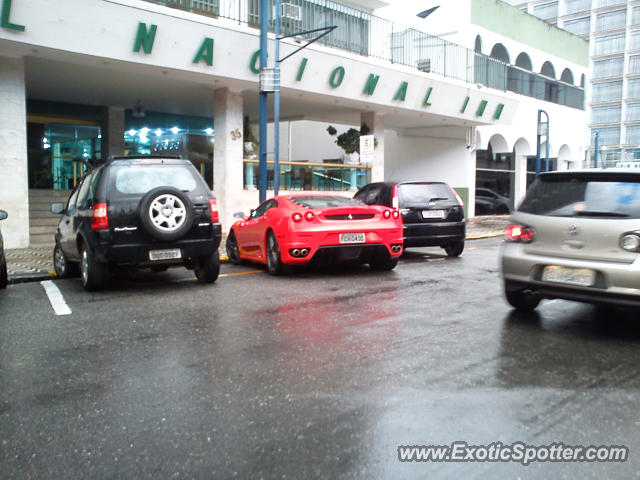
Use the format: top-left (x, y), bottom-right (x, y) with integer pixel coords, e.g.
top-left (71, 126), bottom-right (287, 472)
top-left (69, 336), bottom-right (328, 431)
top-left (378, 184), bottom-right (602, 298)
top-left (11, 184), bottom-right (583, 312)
top-left (514, 154), bottom-right (528, 209)
top-left (361, 112), bottom-right (384, 182)
top-left (213, 88), bottom-right (243, 232)
top-left (0, 57), bottom-right (29, 248)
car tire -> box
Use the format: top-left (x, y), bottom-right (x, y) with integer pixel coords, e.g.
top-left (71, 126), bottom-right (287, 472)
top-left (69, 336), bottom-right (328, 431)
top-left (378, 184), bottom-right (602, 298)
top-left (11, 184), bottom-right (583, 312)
top-left (0, 253), bottom-right (7, 289)
top-left (194, 250), bottom-right (220, 283)
top-left (53, 243), bottom-right (76, 278)
top-left (138, 187), bottom-right (194, 241)
top-left (225, 231), bottom-right (242, 265)
top-left (266, 232), bottom-right (285, 276)
top-left (505, 287), bottom-right (540, 312)
top-left (80, 244), bottom-right (105, 291)
top-left (444, 240), bottom-right (464, 257)
top-left (369, 250), bottom-right (398, 271)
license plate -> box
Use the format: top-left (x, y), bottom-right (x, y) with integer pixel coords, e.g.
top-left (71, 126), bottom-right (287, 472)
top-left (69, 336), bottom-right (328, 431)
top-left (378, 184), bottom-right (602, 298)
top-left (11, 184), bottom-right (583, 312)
top-left (541, 265), bottom-right (596, 286)
top-left (422, 210), bottom-right (445, 219)
top-left (148, 248), bottom-right (182, 261)
top-left (339, 232), bottom-right (365, 244)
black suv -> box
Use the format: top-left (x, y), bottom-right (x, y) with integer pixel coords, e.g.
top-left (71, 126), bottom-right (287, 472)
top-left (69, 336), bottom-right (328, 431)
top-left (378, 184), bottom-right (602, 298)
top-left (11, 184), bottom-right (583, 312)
top-left (354, 181), bottom-right (466, 256)
top-left (0, 209), bottom-right (7, 289)
top-left (51, 156), bottom-right (222, 290)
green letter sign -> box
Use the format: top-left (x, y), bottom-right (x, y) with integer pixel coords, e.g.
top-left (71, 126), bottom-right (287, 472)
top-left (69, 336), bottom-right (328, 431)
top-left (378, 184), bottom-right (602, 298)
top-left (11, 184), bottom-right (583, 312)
top-left (296, 58), bottom-right (308, 82)
top-left (493, 103), bottom-right (505, 119)
top-left (250, 49), bottom-right (260, 74)
top-left (393, 82), bottom-right (408, 101)
top-left (363, 74), bottom-right (380, 95)
top-left (193, 37), bottom-right (214, 66)
top-left (476, 100), bottom-right (488, 117)
top-left (329, 66), bottom-right (345, 88)
top-left (1, 0), bottom-right (25, 31)
top-left (422, 87), bottom-right (433, 107)
top-left (133, 22), bottom-right (157, 54)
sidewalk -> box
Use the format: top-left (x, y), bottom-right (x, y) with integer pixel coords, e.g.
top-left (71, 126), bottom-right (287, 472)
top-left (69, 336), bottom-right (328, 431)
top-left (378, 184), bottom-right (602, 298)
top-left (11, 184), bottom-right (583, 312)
top-left (5, 215), bottom-right (508, 284)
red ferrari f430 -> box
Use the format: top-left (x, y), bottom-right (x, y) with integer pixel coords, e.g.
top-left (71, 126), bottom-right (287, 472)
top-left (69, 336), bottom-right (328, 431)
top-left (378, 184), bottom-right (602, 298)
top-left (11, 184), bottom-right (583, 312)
top-left (225, 194), bottom-right (403, 275)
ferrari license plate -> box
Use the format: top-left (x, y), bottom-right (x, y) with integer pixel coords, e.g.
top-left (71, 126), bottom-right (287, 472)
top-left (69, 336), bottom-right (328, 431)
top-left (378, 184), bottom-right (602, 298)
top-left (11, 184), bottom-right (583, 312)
top-left (148, 248), bottom-right (181, 261)
top-left (339, 232), bottom-right (365, 244)
top-left (422, 210), bottom-right (445, 219)
top-left (541, 265), bottom-right (595, 286)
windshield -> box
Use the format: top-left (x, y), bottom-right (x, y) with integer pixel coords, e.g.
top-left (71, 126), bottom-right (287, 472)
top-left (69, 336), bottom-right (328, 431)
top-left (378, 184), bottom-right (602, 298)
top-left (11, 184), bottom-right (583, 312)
top-left (519, 176), bottom-right (640, 218)
top-left (398, 183), bottom-right (455, 208)
top-left (289, 196), bottom-right (364, 209)
top-left (112, 165), bottom-right (199, 195)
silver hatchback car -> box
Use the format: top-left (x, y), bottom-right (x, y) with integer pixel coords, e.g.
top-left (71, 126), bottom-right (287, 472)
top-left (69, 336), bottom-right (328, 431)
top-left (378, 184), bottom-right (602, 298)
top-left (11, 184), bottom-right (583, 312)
top-left (501, 170), bottom-right (640, 311)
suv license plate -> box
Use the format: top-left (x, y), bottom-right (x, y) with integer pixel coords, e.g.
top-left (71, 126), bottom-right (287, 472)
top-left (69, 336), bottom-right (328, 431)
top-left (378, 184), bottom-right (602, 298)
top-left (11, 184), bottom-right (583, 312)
top-left (149, 248), bottom-right (182, 261)
top-left (541, 266), bottom-right (595, 286)
top-left (340, 232), bottom-right (365, 244)
top-left (422, 210), bottom-right (445, 219)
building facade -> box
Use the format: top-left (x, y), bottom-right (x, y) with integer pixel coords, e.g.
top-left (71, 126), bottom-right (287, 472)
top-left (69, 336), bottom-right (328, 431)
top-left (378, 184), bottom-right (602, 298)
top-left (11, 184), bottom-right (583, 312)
top-left (0, 0), bottom-right (588, 248)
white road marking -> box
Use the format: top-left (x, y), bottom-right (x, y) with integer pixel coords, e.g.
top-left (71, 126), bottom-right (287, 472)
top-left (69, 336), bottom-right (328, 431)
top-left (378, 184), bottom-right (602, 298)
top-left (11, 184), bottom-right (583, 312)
top-left (40, 280), bottom-right (72, 316)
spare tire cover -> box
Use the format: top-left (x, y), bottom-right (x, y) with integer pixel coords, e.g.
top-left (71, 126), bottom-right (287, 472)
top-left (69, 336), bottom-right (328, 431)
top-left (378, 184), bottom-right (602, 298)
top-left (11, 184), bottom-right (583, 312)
top-left (138, 186), bottom-right (194, 241)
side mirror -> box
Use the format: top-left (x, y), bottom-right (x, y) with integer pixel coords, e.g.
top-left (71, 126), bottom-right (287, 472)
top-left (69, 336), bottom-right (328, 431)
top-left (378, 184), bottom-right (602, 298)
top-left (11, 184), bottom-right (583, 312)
top-left (233, 211), bottom-right (245, 219)
top-left (0, 210), bottom-right (7, 221)
top-left (51, 202), bottom-right (65, 215)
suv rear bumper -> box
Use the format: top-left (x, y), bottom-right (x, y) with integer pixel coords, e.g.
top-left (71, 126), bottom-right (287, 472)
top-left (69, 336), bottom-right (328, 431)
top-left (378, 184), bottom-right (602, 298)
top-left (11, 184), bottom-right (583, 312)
top-left (91, 225), bottom-right (221, 266)
top-left (403, 221), bottom-right (465, 247)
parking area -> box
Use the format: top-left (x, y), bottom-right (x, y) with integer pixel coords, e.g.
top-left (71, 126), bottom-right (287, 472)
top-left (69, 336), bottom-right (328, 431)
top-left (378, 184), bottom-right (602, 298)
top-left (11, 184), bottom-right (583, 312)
top-left (1, 237), bottom-right (639, 479)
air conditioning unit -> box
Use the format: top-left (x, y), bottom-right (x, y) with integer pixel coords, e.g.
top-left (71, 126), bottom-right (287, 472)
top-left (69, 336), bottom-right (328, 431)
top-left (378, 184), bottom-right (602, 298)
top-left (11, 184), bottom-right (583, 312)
top-left (417, 59), bottom-right (431, 73)
top-left (281, 3), bottom-right (301, 21)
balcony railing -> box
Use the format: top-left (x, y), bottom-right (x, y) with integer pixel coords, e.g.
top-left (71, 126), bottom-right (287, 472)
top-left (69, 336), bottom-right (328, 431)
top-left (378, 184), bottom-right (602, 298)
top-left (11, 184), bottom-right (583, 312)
top-left (144, 0), bottom-right (584, 110)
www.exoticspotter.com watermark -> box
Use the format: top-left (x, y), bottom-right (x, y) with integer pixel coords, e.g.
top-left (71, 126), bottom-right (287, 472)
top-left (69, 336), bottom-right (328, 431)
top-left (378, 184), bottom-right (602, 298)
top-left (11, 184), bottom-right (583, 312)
top-left (398, 442), bottom-right (629, 466)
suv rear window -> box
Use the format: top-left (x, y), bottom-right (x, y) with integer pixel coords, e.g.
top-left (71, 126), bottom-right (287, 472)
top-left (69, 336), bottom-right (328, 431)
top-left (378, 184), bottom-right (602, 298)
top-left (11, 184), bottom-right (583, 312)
top-left (520, 175), bottom-right (640, 218)
top-left (112, 165), bottom-right (199, 194)
top-left (398, 183), bottom-right (455, 207)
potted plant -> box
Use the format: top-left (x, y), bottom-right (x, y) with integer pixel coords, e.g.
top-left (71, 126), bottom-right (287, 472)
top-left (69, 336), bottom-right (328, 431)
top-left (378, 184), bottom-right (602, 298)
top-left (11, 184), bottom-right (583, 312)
top-left (243, 116), bottom-right (258, 159)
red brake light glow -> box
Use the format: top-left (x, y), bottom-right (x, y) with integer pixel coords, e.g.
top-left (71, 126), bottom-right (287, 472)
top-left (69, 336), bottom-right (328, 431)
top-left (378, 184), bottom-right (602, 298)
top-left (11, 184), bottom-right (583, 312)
top-left (392, 210), bottom-right (400, 219)
top-left (305, 211), bottom-right (315, 221)
top-left (505, 224), bottom-right (535, 243)
top-left (91, 203), bottom-right (109, 230)
top-left (383, 210), bottom-right (391, 218)
top-left (209, 198), bottom-right (219, 223)
top-left (292, 213), bottom-right (303, 222)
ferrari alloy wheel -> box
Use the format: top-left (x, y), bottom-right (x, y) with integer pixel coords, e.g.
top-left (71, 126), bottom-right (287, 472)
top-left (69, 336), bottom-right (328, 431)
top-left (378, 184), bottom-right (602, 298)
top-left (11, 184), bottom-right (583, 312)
top-left (266, 232), bottom-right (284, 276)
top-left (225, 231), bottom-right (242, 265)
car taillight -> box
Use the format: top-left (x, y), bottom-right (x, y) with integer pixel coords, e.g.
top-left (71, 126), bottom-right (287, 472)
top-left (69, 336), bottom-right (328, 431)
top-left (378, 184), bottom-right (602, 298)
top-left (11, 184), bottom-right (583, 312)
top-left (620, 232), bottom-right (640, 252)
top-left (505, 224), bottom-right (535, 243)
top-left (91, 203), bottom-right (109, 230)
top-left (392, 183), bottom-right (399, 209)
top-left (209, 198), bottom-right (219, 223)
top-left (292, 213), bottom-right (303, 222)
top-left (451, 187), bottom-right (464, 207)
top-left (392, 210), bottom-right (399, 219)
top-left (383, 209), bottom-right (391, 219)
top-left (305, 211), bottom-right (315, 221)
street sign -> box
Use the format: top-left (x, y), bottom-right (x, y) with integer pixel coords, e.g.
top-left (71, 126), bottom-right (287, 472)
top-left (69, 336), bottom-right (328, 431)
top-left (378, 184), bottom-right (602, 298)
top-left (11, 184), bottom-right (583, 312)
top-left (360, 134), bottom-right (374, 164)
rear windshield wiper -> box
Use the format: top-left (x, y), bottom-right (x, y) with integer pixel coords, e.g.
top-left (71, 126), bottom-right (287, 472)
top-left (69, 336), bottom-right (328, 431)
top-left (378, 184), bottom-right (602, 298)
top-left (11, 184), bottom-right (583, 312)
top-left (429, 197), bottom-right (450, 202)
top-left (574, 211), bottom-right (629, 218)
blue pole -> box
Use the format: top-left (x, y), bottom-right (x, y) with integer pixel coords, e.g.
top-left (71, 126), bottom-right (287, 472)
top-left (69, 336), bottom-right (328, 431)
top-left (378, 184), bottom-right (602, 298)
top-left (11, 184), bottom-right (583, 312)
top-left (594, 131), bottom-right (599, 168)
top-left (535, 110), bottom-right (541, 177)
top-left (274, 0), bottom-right (281, 195)
top-left (258, 0), bottom-right (268, 203)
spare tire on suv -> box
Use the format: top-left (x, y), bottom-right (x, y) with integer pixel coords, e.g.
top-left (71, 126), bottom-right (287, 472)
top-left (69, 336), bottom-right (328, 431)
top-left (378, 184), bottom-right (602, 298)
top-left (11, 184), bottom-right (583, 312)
top-left (138, 186), bottom-right (194, 241)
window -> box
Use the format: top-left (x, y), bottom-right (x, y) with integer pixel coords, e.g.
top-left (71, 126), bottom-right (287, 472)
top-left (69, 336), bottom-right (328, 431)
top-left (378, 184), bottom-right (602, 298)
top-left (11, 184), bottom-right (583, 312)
top-left (594, 33), bottom-right (625, 55)
top-left (594, 0), bottom-right (626, 8)
top-left (596, 10), bottom-right (626, 32)
top-left (113, 165), bottom-right (199, 194)
top-left (533, 1), bottom-right (558, 20)
top-left (593, 57), bottom-right (623, 78)
top-left (630, 56), bottom-right (640, 74)
top-left (562, 0), bottom-right (591, 15)
top-left (289, 196), bottom-right (364, 209)
top-left (65, 183), bottom-right (82, 216)
top-left (250, 199), bottom-right (278, 218)
top-left (626, 102), bottom-right (640, 121)
top-left (563, 17), bottom-right (590, 35)
top-left (591, 105), bottom-right (621, 124)
top-left (633, 6), bottom-right (640, 25)
top-left (630, 30), bottom-right (640, 50)
top-left (628, 78), bottom-right (640, 98)
top-left (76, 173), bottom-right (94, 210)
top-left (591, 81), bottom-right (622, 102)
top-left (591, 127), bottom-right (620, 144)
top-left (626, 125), bottom-right (640, 144)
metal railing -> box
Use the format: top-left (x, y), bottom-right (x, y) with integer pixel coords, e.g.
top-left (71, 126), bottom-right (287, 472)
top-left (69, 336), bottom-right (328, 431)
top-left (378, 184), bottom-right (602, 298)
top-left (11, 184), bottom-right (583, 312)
top-left (144, 0), bottom-right (584, 109)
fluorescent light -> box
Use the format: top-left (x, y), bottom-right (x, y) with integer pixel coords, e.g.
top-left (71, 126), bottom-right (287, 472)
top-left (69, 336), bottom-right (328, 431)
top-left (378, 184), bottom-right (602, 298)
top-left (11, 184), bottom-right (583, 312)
top-left (171, 126), bottom-right (179, 134)
top-left (155, 129), bottom-right (163, 137)
top-left (205, 128), bottom-right (213, 135)
top-left (140, 127), bottom-right (150, 135)
top-left (128, 129), bottom-right (137, 136)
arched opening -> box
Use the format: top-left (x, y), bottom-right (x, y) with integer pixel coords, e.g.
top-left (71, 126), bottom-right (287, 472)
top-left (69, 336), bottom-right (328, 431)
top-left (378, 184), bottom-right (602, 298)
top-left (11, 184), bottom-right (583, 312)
top-left (474, 35), bottom-right (482, 53)
top-left (515, 53), bottom-right (532, 71)
top-left (490, 43), bottom-right (510, 63)
top-left (560, 68), bottom-right (574, 85)
top-left (540, 61), bottom-right (556, 79)
top-left (580, 74), bottom-right (585, 87)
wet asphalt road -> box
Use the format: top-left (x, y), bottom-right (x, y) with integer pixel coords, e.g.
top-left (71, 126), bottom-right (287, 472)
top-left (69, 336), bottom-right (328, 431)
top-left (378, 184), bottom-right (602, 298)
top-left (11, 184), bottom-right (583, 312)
top-left (1, 237), bottom-right (639, 479)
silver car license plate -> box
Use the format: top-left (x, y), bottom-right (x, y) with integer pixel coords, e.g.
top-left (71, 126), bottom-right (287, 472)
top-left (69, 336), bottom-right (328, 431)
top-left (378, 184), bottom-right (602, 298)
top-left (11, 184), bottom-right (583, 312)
top-left (148, 248), bottom-right (181, 261)
top-left (422, 210), bottom-right (445, 219)
top-left (339, 232), bottom-right (365, 244)
top-left (541, 266), bottom-right (596, 286)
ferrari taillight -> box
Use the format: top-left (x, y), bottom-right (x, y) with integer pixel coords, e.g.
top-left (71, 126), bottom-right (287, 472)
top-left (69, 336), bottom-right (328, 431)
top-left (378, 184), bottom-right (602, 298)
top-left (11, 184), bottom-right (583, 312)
top-left (305, 211), bottom-right (315, 221)
top-left (292, 213), bottom-right (303, 222)
top-left (209, 198), bottom-right (219, 223)
top-left (91, 203), bottom-right (109, 230)
top-left (392, 210), bottom-right (400, 219)
top-left (383, 210), bottom-right (391, 219)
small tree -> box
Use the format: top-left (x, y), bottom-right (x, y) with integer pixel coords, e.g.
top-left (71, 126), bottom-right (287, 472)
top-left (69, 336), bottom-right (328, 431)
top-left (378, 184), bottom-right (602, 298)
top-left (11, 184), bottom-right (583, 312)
top-left (327, 123), bottom-right (377, 155)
